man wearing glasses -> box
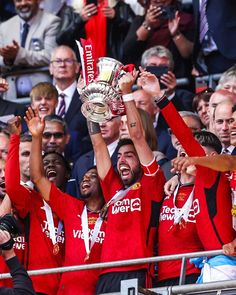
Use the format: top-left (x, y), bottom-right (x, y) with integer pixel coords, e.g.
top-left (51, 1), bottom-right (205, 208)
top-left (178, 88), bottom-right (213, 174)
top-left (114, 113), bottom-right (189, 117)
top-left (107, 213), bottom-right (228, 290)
top-left (49, 45), bottom-right (89, 144)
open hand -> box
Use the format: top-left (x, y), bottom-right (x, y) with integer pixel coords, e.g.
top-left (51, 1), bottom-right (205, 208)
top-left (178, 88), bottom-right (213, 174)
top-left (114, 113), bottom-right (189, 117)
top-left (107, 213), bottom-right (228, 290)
top-left (160, 71), bottom-right (176, 95)
top-left (24, 107), bottom-right (45, 137)
top-left (138, 69), bottom-right (164, 97)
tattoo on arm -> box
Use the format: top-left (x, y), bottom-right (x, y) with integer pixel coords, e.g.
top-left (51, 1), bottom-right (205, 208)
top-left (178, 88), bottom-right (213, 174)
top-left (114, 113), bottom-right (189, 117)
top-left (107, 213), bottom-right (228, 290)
top-left (130, 122), bottom-right (136, 128)
top-left (87, 120), bottom-right (101, 135)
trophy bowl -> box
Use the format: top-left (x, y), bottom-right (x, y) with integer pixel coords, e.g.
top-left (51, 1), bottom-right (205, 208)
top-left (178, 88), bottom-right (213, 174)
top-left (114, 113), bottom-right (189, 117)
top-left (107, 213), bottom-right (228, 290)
top-left (80, 82), bottom-right (122, 123)
top-left (80, 57), bottom-right (124, 123)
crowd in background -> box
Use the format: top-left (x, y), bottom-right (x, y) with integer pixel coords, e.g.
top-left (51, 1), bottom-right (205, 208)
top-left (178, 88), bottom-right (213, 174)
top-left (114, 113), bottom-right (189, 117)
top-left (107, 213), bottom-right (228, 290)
top-left (0, 0), bottom-right (236, 294)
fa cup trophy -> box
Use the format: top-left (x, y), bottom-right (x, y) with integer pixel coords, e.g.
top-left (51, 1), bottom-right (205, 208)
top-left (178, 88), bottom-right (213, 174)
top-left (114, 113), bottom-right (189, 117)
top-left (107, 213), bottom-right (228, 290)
top-left (79, 56), bottom-right (125, 123)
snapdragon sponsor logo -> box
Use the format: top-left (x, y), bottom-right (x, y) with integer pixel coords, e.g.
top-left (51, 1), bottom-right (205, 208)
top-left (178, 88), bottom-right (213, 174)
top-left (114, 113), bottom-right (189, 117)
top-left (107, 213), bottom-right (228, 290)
top-left (73, 229), bottom-right (105, 244)
top-left (13, 235), bottom-right (25, 250)
top-left (41, 220), bottom-right (65, 244)
top-left (112, 198), bottom-right (141, 214)
top-left (159, 199), bottom-right (200, 223)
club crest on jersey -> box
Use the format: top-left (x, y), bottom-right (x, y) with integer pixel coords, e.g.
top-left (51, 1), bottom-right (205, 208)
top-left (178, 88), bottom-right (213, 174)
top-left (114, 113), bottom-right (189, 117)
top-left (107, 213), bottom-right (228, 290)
top-left (131, 182), bottom-right (141, 190)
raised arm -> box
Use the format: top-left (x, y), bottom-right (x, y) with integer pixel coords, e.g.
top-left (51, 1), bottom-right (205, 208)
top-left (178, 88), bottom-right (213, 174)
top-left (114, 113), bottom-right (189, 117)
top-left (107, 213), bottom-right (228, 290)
top-left (172, 154), bottom-right (236, 173)
top-left (119, 71), bottom-right (154, 165)
top-left (87, 120), bottom-right (112, 180)
top-left (139, 71), bottom-right (204, 157)
top-left (25, 108), bottom-right (50, 201)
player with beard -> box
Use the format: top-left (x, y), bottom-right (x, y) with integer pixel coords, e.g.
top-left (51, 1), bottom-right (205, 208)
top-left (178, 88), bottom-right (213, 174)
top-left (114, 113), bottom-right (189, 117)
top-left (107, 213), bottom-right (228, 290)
top-left (82, 71), bottom-right (166, 294)
top-left (25, 107), bottom-right (106, 295)
top-left (5, 116), bottom-right (67, 295)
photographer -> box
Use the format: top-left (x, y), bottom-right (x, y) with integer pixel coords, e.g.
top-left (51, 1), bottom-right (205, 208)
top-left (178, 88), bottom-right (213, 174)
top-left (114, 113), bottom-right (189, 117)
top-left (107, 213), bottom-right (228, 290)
top-left (122, 0), bottom-right (195, 78)
top-left (0, 217), bottom-right (35, 295)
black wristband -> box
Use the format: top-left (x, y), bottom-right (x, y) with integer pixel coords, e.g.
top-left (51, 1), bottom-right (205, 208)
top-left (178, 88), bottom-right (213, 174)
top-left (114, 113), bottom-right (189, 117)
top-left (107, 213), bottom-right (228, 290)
top-left (153, 92), bottom-right (169, 109)
top-left (87, 120), bottom-right (101, 135)
top-left (0, 238), bottom-right (14, 250)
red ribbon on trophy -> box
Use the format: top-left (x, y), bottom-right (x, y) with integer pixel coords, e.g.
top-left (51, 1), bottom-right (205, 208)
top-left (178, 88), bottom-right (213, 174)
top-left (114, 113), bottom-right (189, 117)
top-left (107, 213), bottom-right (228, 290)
top-left (230, 171), bottom-right (236, 190)
top-left (76, 38), bottom-right (97, 86)
top-left (109, 63), bottom-right (135, 117)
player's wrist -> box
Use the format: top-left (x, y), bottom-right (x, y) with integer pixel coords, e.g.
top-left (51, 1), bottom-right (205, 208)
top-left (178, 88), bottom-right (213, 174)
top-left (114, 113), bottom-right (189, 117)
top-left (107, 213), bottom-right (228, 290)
top-left (122, 93), bottom-right (134, 102)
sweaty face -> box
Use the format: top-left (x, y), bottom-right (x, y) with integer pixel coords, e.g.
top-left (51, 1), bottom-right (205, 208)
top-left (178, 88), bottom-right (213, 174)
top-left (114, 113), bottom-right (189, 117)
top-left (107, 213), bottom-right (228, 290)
top-left (42, 122), bottom-right (69, 154)
top-left (14, 0), bottom-right (39, 21)
top-left (43, 153), bottom-right (68, 189)
top-left (80, 168), bottom-right (101, 199)
top-left (50, 47), bottom-right (80, 83)
top-left (19, 141), bottom-right (31, 182)
top-left (117, 144), bottom-right (142, 187)
top-left (31, 95), bottom-right (58, 119)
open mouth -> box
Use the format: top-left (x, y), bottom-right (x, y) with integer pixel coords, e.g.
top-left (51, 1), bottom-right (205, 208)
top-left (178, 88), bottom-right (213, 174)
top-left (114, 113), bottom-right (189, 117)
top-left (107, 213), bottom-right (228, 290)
top-left (81, 181), bottom-right (90, 190)
top-left (39, 107), bottom-right (49, 113)
top-left (46, 169), bottom-right (57, 181)
top-left (119, 164), bottom-right (130, 178)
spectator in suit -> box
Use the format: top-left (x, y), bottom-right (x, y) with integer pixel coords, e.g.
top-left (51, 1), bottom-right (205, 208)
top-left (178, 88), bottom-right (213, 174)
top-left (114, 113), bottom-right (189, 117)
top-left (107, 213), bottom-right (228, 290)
top-left (71, 116), bottom-right (121, 198)
top-left (192, 0), bottom-right (236, 75)
top-left (42, 115), bottom-right (70, 156)
top-left (0, 0), bottom-right (60, 100)
top-left (49, 45), bottom-right (91, 155)
top-left (213, 101), bottom-right (236, 155)
top-left (208, 90), bottom-right (236, 132)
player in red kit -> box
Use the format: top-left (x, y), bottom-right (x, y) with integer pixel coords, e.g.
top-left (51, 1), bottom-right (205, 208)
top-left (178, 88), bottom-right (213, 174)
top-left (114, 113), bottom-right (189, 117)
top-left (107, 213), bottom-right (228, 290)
top-left (26, 107), bottom-right (106, 295)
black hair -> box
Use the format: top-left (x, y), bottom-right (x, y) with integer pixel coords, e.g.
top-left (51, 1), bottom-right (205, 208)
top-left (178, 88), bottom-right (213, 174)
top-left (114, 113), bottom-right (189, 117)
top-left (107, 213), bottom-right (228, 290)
top-left (42, 151), bottom-right (71, 174)
top-left (44, 114), bottom-right (68, 134)
top-left (193, 131), bottom-right (222, 154)
top-left (117, 138), bottom-right (135, 151)
top-left (20, 133), bottom-right (32, 143)
top-left (232, 104), bottom-right (236, 113)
